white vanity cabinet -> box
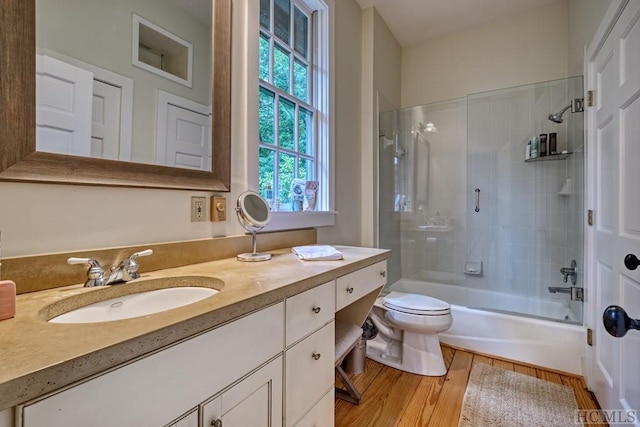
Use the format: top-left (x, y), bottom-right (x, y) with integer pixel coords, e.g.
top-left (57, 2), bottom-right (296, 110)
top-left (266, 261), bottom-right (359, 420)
top-left (200, 356), bottom-right (282, 427)
top-left (167, 409), bottom-right (198, 427)
top-left (0, 408), bottom-right (12, 427)
top-left (18, 303), bottom-right (284, 427)
top-left (284, 280), bottom-right (335, 427)
top-left (9, 257), bottom-right (389, 427)
top-left (294, 389), bottom-right (334, 427)
top-left (336, 261), bottom-right (387, 311)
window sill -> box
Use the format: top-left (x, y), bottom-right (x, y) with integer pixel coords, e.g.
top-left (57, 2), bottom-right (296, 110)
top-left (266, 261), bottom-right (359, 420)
top-left (262, 211), bottom-right (337, 232)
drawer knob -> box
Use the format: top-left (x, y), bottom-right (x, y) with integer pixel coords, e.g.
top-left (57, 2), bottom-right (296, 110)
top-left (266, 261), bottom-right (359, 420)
top-left (312, 306), bottom-right (321, 314)
top-left (380, 271), bottom-right (386, 278)
top-left (212, 419), bottom-right (223, 427)
top-left (346, 286), bottom-right (354, 294)
top-left (312, 352), bottom-right (321, 360)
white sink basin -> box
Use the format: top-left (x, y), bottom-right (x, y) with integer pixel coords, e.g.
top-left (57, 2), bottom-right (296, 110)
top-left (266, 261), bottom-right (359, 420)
top-left (49, 287), bottom-right (218, 324)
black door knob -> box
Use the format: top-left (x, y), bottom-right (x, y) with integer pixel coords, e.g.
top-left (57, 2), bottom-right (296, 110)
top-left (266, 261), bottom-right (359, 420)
top-left (624, 254), bottom-right (640, 270)
top-left (603, 305), bottom-right (640, 337)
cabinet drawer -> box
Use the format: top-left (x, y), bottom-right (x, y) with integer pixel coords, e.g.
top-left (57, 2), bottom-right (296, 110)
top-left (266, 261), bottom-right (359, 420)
top-left (20, 303), bottom-right (284, 427)
top-left (336, 261), bottom-right (387, 311)
top-left (294, 389), bottom-right (334, 427)
top-left (285, 322), bottom-right (334, 427)
top-left (286, 280), bottom-right (334, 346)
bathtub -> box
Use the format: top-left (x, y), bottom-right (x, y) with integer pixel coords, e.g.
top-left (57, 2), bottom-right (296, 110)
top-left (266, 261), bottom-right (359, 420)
top-left (387, 279), bottom-right (586, 375)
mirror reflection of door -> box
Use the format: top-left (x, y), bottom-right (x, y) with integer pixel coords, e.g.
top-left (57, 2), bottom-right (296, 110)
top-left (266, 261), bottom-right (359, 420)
top-left (91, 80), bottom-right (123, 160)
top-left (36, 54), bottom-right (93, 156)
top-left (36, 52), bottom-right (135, 161)
top-left (156, 90), bottom-right (212, 171)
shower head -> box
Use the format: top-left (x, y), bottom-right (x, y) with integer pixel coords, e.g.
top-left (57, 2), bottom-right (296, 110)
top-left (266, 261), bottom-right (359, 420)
top-left (548, 104), bottom-right (572, 123)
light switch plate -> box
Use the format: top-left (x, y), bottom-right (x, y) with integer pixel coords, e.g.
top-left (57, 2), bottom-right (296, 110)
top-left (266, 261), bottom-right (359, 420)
top-left (211, 196), bottom-right (227, 222)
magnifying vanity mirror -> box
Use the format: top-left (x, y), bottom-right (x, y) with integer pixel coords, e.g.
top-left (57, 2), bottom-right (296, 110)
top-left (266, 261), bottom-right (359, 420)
top-left (235, 191), bottom-right (272, 262)
top-left (0, 0), bottom-right (231, 191)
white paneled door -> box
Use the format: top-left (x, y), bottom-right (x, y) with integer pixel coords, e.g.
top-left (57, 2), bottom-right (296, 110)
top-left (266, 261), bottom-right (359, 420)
top-left (587, 0), bottom-right (640, 424)
top-left (36, 54), bottom-right (93, 156)
top-left (91, 80), bottom-right (122, 160)
top-left (156, 90), bottom-right (211, 171)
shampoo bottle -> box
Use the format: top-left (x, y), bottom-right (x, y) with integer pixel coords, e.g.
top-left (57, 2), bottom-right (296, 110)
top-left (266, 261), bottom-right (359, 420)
top-left (539, 134), bottom-right (548, 157)
top-left (531, 136), bottom-right (539, 158)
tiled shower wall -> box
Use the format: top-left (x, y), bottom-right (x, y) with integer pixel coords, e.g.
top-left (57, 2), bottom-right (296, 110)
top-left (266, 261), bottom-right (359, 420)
top-left (466, 77), bottom-right (584, 305)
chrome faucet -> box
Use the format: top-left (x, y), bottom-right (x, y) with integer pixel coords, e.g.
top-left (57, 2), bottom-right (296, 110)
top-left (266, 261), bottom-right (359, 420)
top-left (68, 249), bottom-right (153, 287)
top-left (548, 285), bottom-right (584, 302)
top-left (560, 260), bottom-right (577, 284)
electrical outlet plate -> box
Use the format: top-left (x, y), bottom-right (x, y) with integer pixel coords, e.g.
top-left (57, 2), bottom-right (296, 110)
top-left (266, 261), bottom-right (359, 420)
top-left (191, 196), bottom-right (207, 222)
top-left (211, 196), bottom-right (227, 222)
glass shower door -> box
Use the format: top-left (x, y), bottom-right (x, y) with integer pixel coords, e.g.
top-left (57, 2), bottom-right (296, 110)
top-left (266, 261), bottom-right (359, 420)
top-left (466, 76), bottom-right (584, 324)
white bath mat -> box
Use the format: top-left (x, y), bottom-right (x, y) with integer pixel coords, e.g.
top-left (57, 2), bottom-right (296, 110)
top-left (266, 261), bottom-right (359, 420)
top-left (458, 362), bottom-right (580, 427)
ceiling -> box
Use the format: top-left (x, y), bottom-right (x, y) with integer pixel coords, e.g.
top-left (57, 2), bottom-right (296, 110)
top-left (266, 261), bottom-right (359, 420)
top-left (354, 0), bottom-right (561, 46)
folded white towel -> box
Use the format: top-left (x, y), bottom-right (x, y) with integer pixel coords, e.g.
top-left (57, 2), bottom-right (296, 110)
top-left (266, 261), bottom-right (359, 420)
top-left (292, 245), bottom-right (344, 261)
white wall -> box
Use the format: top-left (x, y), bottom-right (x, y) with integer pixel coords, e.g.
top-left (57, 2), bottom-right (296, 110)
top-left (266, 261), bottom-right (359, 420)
top-left (401, 0), bottom-right (570, 108)
top-left (568, 0), bottom-right (614, 77)
top-left (317, 0), bottom-right (363, 246)
top-left (359, 7), bottom-right (401, 247)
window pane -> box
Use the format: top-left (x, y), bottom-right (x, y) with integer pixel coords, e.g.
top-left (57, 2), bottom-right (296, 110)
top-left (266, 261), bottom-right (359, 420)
top-left (259, 87), bottom-right (275, 145)
top-left (259, 147), bottom-right (275, 199)
top-left (298, 107), bottom-right (313, 155)
top-left (293, 59), bottom-right (307, 102)
top-left (273, 44), bottom-right (291, 93)
top-left (260, 0), bottom-right (270, 30)
top-left (274, 0), bottom-right (290, 44)
top-left (279, 97), bottom-right (295, 150)
top-left (278, 152), bottom-right (295, 205)
top-left (259, 34), bottom-right (270, 82)
top-left (298, 157), bottom-right (313, 181)
top-left (294, 7), bottom-right (308, 58)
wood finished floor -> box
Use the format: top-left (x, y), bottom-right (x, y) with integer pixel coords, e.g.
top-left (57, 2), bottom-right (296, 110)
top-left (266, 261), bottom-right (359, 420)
top-left (335, 345), bottom-right (606, 427)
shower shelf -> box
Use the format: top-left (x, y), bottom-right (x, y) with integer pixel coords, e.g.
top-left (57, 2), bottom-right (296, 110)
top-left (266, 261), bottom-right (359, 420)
top-left (524, 152), bottom-right (572, 162)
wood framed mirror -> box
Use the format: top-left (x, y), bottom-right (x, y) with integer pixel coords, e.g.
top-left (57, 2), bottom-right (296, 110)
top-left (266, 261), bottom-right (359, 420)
top-left (0, 0), bottom-right (231, 191)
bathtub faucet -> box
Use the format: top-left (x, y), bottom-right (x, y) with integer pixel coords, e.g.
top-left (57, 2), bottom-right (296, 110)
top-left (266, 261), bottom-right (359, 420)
top-left (548, 286), bottom-right (583, 302)
top-left (560, 260), bottom-right (577, 284)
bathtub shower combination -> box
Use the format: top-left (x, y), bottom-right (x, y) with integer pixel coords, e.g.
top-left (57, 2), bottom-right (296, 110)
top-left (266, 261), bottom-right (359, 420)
top-left (374, 77), bottom-right (586, 375)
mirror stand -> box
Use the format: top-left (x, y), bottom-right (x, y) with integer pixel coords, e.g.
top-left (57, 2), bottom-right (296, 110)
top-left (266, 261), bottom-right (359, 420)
top-left (237, 230), bottom-right (272, 262)
top-left (235, 191), bottom-right (272, 262)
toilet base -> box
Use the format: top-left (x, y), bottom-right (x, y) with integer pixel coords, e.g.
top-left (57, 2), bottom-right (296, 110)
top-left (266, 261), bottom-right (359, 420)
top-left (365, 331), bottom-right (447, 376)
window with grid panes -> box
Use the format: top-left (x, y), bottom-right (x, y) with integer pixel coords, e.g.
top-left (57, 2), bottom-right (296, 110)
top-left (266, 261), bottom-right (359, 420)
top-left (258, 0), bottom-right (322, 211)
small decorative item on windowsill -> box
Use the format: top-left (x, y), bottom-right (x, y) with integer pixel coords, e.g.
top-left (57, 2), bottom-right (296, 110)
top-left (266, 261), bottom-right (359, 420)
top-left (291, 179), bottom-right (305, 212)
top-left (305, 181), bottom-right (319, 211)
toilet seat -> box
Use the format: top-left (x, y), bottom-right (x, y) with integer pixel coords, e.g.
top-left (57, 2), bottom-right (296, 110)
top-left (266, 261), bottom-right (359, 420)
top-left (383, 292), bottom-right (451, 316)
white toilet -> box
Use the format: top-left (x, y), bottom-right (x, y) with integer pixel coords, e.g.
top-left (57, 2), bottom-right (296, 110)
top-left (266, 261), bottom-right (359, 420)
top-left (366, 291), bottom-right (452, 376)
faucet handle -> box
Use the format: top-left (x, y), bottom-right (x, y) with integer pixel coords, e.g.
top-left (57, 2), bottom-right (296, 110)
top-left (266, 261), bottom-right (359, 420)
top-left (129, 249), bottom-right (153, 261)
top-left (67, 257), bottom-right (106, 287)
top-left (121, 249), bottom-right (153, 281)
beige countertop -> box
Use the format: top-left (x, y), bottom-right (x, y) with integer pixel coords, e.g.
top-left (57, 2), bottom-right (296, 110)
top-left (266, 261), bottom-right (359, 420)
top-left (0, 245), bottom-right (390, 410)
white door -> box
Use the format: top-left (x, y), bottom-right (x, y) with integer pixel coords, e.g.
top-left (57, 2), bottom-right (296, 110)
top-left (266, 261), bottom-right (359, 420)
top-left (36, 54), bottom-right (93, 156)
top-left (156, 90), bottom-right (211, 171)
top-left (165, 104), bottom-right (211, 170)
top-left (91, 80), bottom-right (122, 160)
top-left (587, 0), bottom-right (640, 423)
top-left (201, 357), bottom-right (283, 427)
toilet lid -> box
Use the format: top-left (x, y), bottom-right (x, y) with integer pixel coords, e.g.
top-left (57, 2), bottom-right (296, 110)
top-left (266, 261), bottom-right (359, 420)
top-left (383, 292), bottom-right (451, 315)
